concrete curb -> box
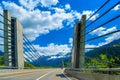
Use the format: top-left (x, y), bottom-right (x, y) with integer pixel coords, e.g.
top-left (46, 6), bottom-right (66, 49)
top-left (0, 69), bottom-right (44, 77)
top-left (65, 69), bottom-right (120, 80)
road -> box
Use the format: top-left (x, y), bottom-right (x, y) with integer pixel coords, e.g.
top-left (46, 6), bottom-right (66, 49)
top-left (0, 68), bottom-right (77, 80)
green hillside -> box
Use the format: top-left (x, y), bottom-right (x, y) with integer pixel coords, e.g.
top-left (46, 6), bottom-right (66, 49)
top-left (0, 56), bottom-right (4, 66)
top-left (24, 61), bottom-right (36, 68)
top-left (85, 40), bottom-right (120, 68)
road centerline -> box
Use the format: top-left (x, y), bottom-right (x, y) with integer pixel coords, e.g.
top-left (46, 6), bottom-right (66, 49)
top-left (36, 70), bottom-right (55, 80)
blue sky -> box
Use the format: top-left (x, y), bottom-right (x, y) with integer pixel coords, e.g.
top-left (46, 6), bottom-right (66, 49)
top-left (0, 0), bottom-right (120, 56)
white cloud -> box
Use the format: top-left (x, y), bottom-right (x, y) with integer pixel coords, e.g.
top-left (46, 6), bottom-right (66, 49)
top-left (85, 44), bottom-right (98, 48)
top-left (47, 56), bottom-right (63, 60)
top-left (85, 44), bottom-right (98, 52)
top-left (65, 4), bottom-right (71, 10)
top-left (113, 4), bottom-right (120, 11)
top-left (86, 27), bottom-right (120, 50)
top-left (53, 7), bottom-right (65, 13)
top-left (69, 38), bottom-right (73, 46)
top-left (2, 0), bottom-right (120, 59)
top-left (2, 1), bottom-right (29, 21)
top-left (90, 26), bottom-right (117, 36)
top-left (19, 0), bottom-right (39, 10)
top-left (72, 11), bottom-right (82, 20)
top-left (0, 5), bottom-right (4, 52)
top-left (40, 0), bottom-right (58, 7)
top-left (24, 54), bottom-right (33, 62)
top-left (0, 39), bottom-right (4, 52)
top-left (19, 0), bottom-right (59, 9)
top-left (0, 6), bottom-right (3, 29)
top-left (33, 43), bottom-right (71, 56)
top-left (90, 27), bottom-right (105, 36)
top-left (98, 32), bottom-right (120, 46)
top-left (2, 1), bottom-right (99, 41)
top-left (24, 52), bottom-right (40, 61)
top-left (0, 4), bottom-right (3, 14)
top-left (82, 10), bottom-right (99, 21)
top-left (0, 4), bottom-right (3, 29)
top-left (2, 1), bottom-right (74, 41)
top-left (71, 10), bottom-right (98, 21)
top-left (90, 26), bottom-right (120, 47)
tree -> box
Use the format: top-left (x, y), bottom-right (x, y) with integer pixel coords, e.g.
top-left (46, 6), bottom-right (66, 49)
top-left (0, 56), bottom-right (4, 66)
top-left (24, 61), bottom-right (35, 68)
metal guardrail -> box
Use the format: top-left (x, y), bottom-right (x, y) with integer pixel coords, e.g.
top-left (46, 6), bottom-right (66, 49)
top-left (68, 68), bottom-right (120, 72)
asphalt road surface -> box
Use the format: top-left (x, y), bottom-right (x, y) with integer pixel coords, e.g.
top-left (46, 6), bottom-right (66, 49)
top-left (0, 69), bottom-right (77, 80)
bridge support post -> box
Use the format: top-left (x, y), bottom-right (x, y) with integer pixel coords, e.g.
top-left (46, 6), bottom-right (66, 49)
top-left (79, 15), bottom-right (86, 68)
top-left (71, 15), bottom-right (86, 68)
top-left (4, 10), bottom-right (12, 67)
top-left (4, 10), bottom-right (24, 69)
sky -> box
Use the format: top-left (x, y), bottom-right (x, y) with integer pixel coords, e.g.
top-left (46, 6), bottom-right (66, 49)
top-left (0, 0), bottom-right (120, 56)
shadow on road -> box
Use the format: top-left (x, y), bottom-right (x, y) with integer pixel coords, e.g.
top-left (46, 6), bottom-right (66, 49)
top-left (56, 73), bottom-right (79, 80)
top-left (56, 74), bottom-right (66, 78)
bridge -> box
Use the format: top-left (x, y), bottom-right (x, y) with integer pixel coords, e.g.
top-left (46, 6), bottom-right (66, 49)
top-left (0, 10), bottom-right (73, 80)
top-left (65, 1), bottom-right (120, 80)
top-left (0, 0), bottom-right (120, 80)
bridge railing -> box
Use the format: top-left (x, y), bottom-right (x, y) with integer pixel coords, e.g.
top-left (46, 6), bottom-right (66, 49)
top-left (70, 0), bottom-right (120, 76)
top-left (65, 68), bottom-right (120, 80)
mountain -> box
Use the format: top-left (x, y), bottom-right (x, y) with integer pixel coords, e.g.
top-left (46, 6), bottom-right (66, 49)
top-left (27, 39), bottom-right (120, 67)
top-left (0, 51), bottom-right (4, 56)
top-left (85, 38), bottom-right (120, 58)
top-left (32, 53), bottom-right (71, 67)
top-left (1, 38), bottom-right (119, 67)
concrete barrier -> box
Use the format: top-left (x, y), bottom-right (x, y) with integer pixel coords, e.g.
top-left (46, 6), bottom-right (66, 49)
top-left (0, 69), bottom-right (49, 77)
top-left (65, 69), bottom-right (120, 80)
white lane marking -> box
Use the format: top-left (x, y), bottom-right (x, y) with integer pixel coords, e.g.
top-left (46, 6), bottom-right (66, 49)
top-left (63, 73), bottom-right (72, 80)
top-left (36, 71), bottom-right (54, 80)
top-left (62, 70), bottom-right (72, 80)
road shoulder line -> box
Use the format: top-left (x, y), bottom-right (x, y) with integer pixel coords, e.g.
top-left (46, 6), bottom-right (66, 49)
top-left (62, 70), bottom-right (72, 80)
